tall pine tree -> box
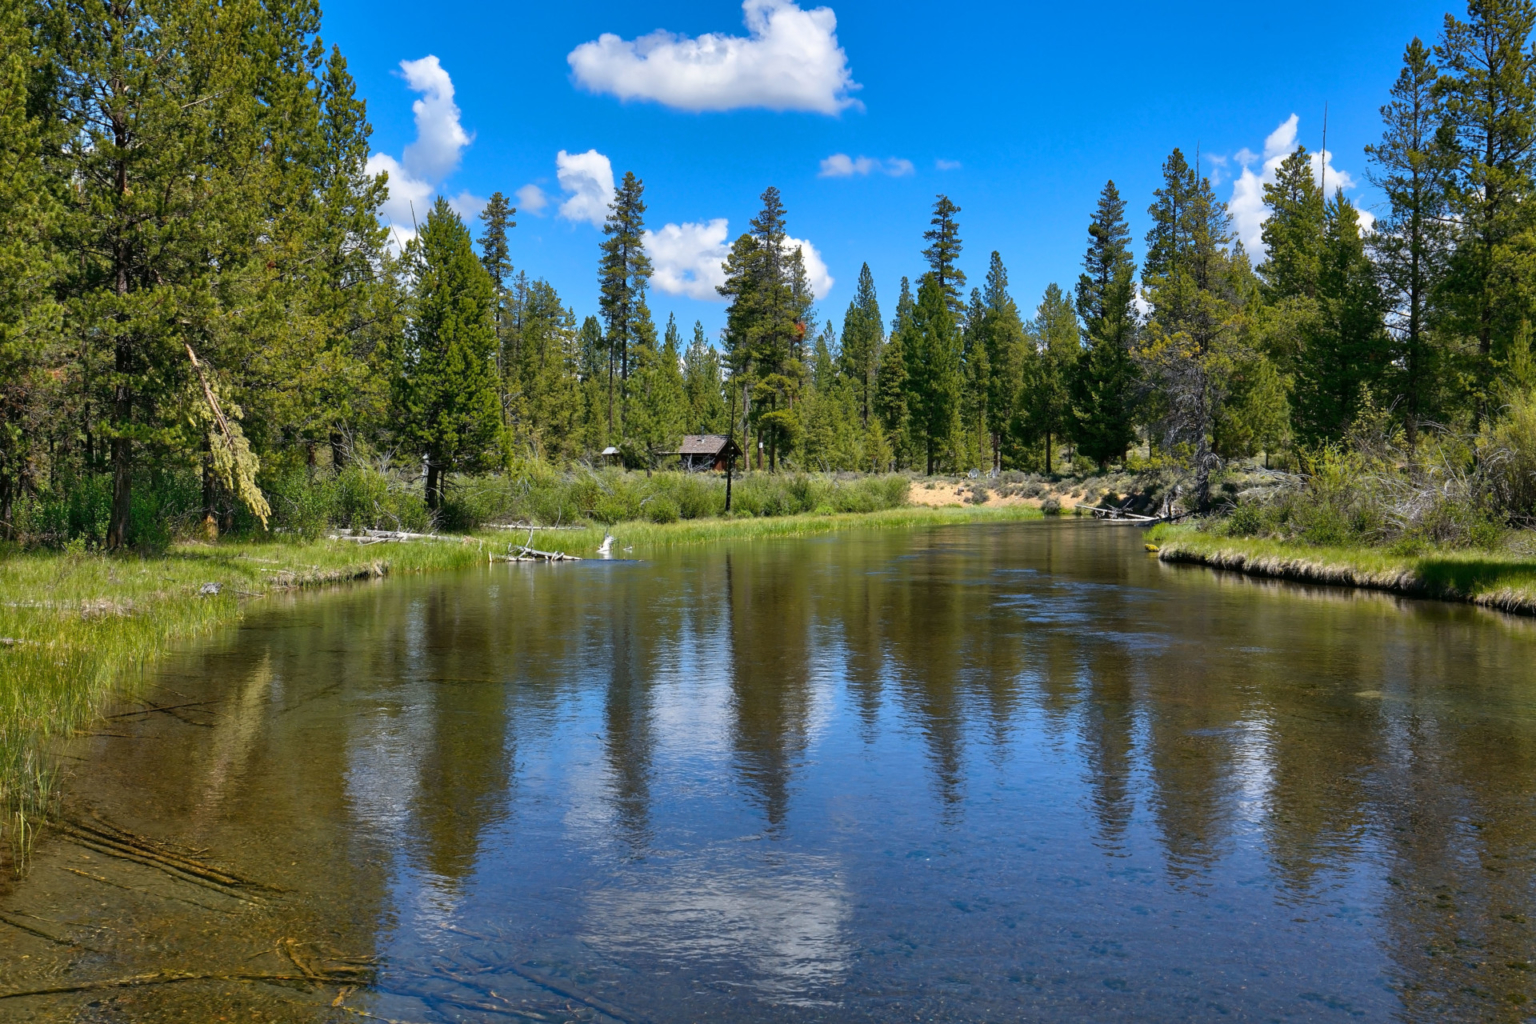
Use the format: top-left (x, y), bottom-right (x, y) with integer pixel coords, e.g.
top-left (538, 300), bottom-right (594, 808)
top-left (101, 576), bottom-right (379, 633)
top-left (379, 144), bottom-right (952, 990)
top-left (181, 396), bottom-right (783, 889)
top-left (1071, 181), bottom-right (1140, 469)
top-left (598, 171), bottom-right (651, 435)
top-left (393, 198), bottom-right (501, 511)
top-left (1369, 38), bottom-right (1453, 444)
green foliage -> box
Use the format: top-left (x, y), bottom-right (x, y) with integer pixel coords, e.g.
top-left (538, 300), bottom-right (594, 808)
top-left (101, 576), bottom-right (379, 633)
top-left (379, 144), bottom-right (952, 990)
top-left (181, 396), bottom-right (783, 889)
top-left (1016, 283), bottom-right (1080, 472)
top-left (904, 274), bottom-right (963, 473)
top-left (393, 198), bottom-right (503, 509)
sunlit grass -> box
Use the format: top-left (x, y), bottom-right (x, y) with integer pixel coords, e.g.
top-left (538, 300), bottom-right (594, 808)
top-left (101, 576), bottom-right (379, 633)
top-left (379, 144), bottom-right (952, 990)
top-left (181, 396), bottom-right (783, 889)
top-left (1151, 524), bottom-right (1536, 614)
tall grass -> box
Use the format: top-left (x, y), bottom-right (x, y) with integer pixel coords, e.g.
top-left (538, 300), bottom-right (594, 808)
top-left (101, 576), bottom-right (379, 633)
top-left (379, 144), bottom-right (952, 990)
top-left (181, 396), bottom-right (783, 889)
top-left (0, 537), bottom-right (488, 872)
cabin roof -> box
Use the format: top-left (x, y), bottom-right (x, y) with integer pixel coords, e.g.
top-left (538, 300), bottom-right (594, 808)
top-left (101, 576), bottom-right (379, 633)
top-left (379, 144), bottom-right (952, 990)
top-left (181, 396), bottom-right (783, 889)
top-left (679, 434), bottom-right (733, 455)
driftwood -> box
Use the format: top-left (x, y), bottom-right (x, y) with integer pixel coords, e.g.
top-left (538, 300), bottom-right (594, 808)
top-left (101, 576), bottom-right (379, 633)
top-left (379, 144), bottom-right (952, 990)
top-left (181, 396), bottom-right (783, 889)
top-left (491, 529), bottom-right (581, 562)
top-left (1072, 503), bottom-right (1162, 523)
top-left (328, 530), bottom-right (475, 544)
top-left (488, 522), bottom-right (584, 531)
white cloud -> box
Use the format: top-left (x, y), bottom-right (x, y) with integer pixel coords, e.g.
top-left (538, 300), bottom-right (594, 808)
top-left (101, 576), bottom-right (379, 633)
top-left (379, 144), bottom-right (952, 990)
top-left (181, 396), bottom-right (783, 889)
top-left (366, 55), bottom-right (474, 245)
top-left (398, 56), bottom-right (472, 181)
top-left (818, 153), bottom-right (913, 178)
top-left (785, 235), bottom-right (833, 298)
top-left (645, 220), bottom-right (834, 302)
top-left (517, 183), bottom-right (549, 216)
top-left (1226, 113), bottom-right (1362, 255)
top-left (556, 149), bottom-right (615, 227)
top-left (447, 190), bottom-right (486, 222)
top-left (567, 0), bottom-right (860, 114)
top-left (935, 159), bottom-right (962, 171)
top-left (646, 219), bottom-right (732, 300)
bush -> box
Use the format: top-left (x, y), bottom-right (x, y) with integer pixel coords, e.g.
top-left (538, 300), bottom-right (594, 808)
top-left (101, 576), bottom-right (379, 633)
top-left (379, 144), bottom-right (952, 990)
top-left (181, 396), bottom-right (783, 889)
top-left (1483, 389), bottom-right (1536, 522)
top-left (644, 494), bottom-right (680, 523)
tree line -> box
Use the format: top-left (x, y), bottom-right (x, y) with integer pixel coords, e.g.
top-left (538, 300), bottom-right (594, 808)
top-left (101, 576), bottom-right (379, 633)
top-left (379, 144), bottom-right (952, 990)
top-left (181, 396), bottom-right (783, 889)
top-left (4, 0), bottom-right (1536, 545)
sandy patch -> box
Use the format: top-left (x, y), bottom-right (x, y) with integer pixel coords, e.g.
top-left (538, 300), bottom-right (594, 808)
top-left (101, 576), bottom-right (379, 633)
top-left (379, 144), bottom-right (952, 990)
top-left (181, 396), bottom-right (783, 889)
top-left (907, 482), bottom-right (1040, 509)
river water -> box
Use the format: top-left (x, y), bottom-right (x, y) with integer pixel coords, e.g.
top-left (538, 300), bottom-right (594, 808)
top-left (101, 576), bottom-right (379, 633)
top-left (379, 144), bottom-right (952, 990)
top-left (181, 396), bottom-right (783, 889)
top-left (3, 521), bottom-right (1535, 1022)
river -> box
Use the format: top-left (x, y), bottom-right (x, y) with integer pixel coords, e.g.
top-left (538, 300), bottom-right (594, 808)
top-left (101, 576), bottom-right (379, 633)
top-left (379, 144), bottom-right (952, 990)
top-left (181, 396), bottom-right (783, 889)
top-left (2, 520), bottom-right (1534, 1022)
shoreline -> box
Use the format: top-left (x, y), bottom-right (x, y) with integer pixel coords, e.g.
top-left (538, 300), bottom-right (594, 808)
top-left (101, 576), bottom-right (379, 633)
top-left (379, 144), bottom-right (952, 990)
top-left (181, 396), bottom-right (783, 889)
top-left (1153, 527), bottom-right (1536, 617)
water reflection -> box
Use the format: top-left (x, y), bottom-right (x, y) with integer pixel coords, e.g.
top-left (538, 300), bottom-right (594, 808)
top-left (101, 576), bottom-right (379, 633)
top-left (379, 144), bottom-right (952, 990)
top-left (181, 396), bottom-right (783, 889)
top-left (3, 522), bottom-right (1536, 1022)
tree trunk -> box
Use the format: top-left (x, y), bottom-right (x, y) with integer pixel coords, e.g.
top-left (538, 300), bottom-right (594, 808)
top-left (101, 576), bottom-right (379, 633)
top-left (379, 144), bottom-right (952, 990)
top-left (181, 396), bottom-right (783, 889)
top-left (201, 435), bottom-right (218, 539)
top-left (0, 473), bottom-right (12, 542)
top-left (1044, 430), bottom-right (1052, 475)
top-left (107, 335), bottom-right (132, 550)
top-left (425, 462), bottom-right (441, 512)
top-left (330, 431), bottom-right (348, 471)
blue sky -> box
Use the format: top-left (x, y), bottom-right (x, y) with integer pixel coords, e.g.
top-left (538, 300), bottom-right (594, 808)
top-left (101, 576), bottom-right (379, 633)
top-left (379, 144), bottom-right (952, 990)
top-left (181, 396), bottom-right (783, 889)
top-left (324, 0), bottom-right (1451, 340)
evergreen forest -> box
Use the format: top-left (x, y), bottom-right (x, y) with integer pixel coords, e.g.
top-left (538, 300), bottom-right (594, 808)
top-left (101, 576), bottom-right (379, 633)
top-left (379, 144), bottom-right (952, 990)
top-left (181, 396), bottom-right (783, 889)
top-left (7, 0), bottom-right (1536, 546)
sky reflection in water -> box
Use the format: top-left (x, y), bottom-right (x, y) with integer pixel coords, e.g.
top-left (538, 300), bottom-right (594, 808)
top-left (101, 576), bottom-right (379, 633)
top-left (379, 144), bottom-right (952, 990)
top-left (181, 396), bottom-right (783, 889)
top-left (8, 520), bottom-right (1536, 1022)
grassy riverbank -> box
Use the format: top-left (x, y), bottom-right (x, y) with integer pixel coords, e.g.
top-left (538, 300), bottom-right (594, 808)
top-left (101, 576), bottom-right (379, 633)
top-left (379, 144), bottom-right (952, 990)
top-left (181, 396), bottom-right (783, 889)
top-left (1151, 524), bottom-right (1536, 616)
top-left (0, 503), bottom-right (1040, 871)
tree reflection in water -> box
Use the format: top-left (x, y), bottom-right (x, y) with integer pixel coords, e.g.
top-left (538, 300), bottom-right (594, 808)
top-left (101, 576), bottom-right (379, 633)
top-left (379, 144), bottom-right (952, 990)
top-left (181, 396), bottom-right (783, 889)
top-left (3, 522), bottom-right (1535, 1022)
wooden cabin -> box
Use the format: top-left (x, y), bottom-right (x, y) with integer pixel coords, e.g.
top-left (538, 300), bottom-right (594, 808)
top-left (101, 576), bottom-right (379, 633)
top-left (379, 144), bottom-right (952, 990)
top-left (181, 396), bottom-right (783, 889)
top-left (670, 435), bottom-right (742, 473)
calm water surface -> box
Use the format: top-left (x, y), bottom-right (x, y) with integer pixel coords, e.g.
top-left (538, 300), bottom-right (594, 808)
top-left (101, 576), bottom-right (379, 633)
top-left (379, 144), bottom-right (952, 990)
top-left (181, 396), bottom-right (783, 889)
top-left (4, 521), bottom-right (1536, 1022)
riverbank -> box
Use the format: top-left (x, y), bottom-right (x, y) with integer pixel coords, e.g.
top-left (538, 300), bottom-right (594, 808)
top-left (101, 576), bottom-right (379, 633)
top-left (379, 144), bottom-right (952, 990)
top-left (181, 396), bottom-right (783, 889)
top-left (0, 504), bottom-right (1041, 870)
top-left (1151, 524), bottom-right (1536, 616)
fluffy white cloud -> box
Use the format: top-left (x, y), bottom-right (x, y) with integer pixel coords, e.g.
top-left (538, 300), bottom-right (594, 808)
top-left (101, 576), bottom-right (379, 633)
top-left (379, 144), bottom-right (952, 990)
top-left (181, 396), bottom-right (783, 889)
top-left (516, 183), bottom-right (549, 216)
top-left (567, 0), bottom-right (860, 114)
top-left (1227, 114), bottom-right (1362, 254)
top-left (935, 158), bottom-right (962, 171)
top-left (556, 149), bottom-right (615, 227)
top-left (447, 190), bottom-right (486, 222)
top-left (786, 235), bottom-right (834, 297)
top-left (398, 56), bottom-right (471, 181)
top-left (365, 55), bottom-right (474, 243)
top-left (645, 220), bottom-right (834, 302)
top-left (646, 219), bottom-right (732, 300)
top-left (818, 153), bottom-right (913, 177)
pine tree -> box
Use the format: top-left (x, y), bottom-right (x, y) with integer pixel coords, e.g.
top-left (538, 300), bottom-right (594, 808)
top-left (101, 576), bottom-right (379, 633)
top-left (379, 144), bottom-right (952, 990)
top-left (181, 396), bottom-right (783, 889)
top-left (875, 278), bottom-right (914, 469)
top-left (626, 307), bottom-right (685, 460)
top-left (1018, 284), bottom-right (1080, 472)
top-left (598, 171), bottom-right (651, 433)
top-left (1143, 149), bottom-right (1197, 284)
top-left (1436, 0), bottom-right (1536, 418)
top-left (1292, 193), bottom-right (1392, 444)
top-left (0, 3), bottom-right (61, 536)
top-left (922, 195), bottom-right (967, 314)
top-left (508, 280), bottom-right (580, 461)
top-left (576, 315), bottom-right (608, 452)
top-left (394, 198), bottom-right (501, 511)
top-left (683, 321), bottom-right (728, 433)
top-left (1258, 148), bottom-right (1326, 303)
top-left (478, 190), bottom-right (516, 417)
top-left (1071, 181), bottom-right (1140, 469)
top-left (1368, 38), bottom-right (1454, 444)
top-left (718, 186), bottom-right (809, 470)
top-left (905, 273), bottom-right (963, 474)
top-left (1140, 152), bottom-right (1242, 508)
top-left (840, 263), bottom-right (883, 426)
top-left (959, 288), bottom-right (990, 471)
top-left (979, 253), bottom-right (1028, 471)
top-left (47, 0), bottom-right (271, 547)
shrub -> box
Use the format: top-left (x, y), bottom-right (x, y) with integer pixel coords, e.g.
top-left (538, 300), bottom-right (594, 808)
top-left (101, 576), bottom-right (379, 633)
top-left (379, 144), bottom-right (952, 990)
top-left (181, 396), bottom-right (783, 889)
top-left (644, 494), bottom-right (680, 524)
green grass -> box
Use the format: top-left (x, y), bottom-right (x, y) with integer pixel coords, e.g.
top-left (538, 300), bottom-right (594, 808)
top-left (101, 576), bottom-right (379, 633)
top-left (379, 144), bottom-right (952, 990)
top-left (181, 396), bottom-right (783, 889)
top-left (0, 503), bottom-right (1039, 871)
top-left (1150, 524), bottom-right (1536, 614)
